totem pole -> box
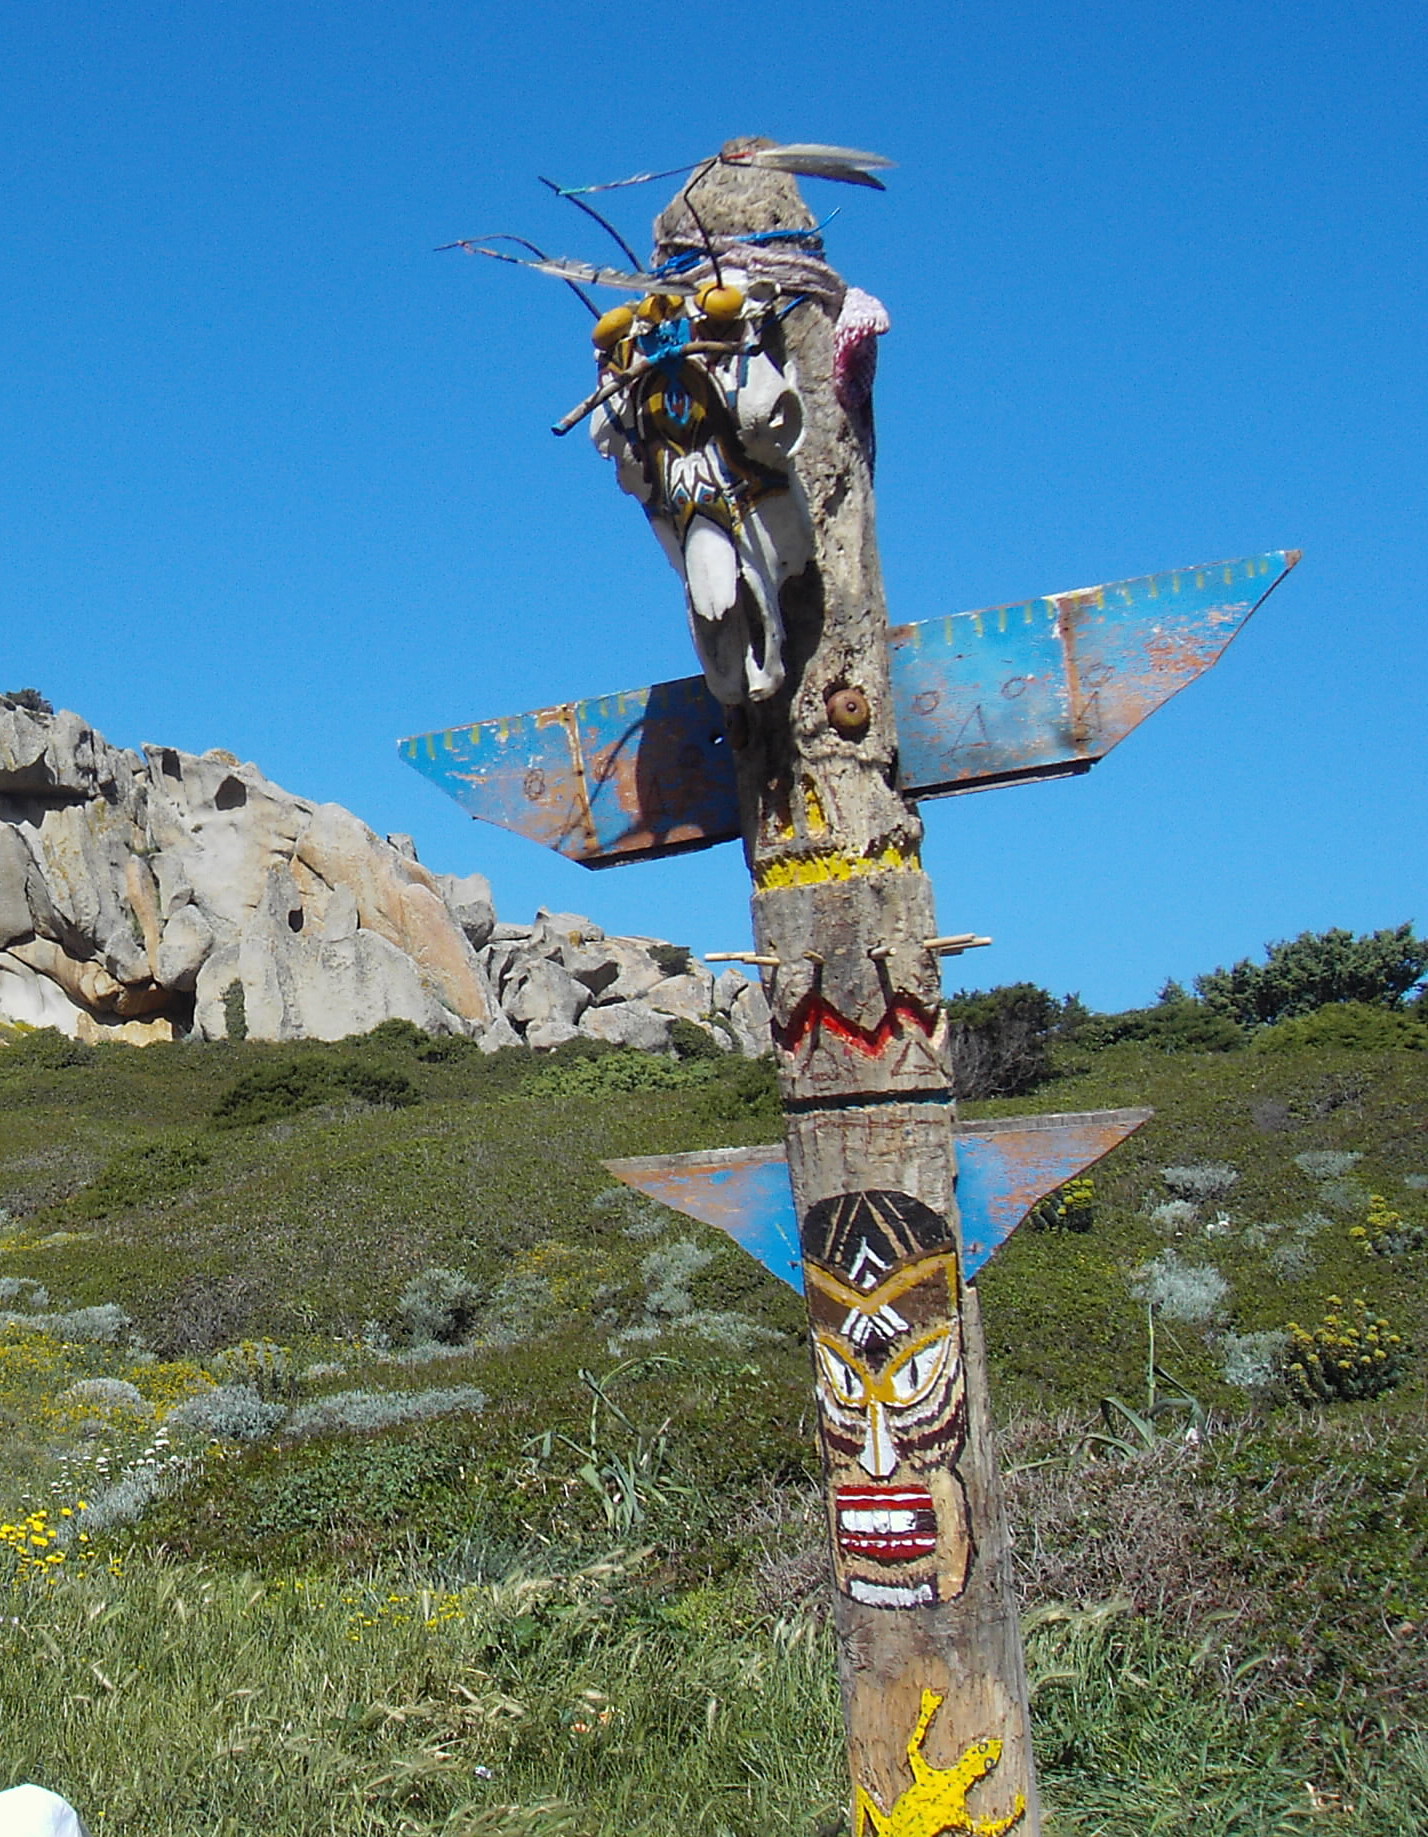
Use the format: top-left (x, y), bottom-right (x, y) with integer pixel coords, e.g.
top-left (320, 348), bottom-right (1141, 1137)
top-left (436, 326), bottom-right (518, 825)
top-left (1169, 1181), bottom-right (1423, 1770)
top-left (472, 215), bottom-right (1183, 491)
top-left (402, 139), bottom-right (1299, 1835)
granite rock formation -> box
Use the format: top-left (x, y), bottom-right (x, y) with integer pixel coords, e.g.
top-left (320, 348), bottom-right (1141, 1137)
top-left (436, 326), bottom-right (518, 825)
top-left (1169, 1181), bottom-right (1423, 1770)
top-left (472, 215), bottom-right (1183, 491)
top-left (0, 697), bottom-right (769, 1055)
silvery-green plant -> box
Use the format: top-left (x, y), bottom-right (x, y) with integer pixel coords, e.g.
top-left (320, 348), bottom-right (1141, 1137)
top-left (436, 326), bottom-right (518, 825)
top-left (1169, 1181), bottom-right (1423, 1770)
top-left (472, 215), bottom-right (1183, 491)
top-left (207, 1339), bottom-right (297, 1400)
top-left (168, 1383), bottom-right (286, 1442)
top-left (1220, 1329), bottom-right (1290, 1391)
top-left (1405, 1174), bottom-right (1428, 1192)
top-left (1318, 1177), bottom-right (1370, 1215)
top-left (58, 1378), bottom-right (148, 1413)
top-left (0, 1303), bottom-right (130, 1343)
top-left (1129, 1250), bottom-right (1229, 1324)
top-left (1161, 1164), bottom-right (1238, 1205)
top-left (641, 1240), bottom-right (715, 1318)
top-left (1294, 1150), bottom-right (1363, 1180)
top-left (395, 1266), bottom-right (484, 1346)
top-left (285, 1384), bottom-right (486, 1438)
top-left (1148, 1199), bottom-right (1198, 1235)
top-left (0, 1277), bottom-right (48, 1309)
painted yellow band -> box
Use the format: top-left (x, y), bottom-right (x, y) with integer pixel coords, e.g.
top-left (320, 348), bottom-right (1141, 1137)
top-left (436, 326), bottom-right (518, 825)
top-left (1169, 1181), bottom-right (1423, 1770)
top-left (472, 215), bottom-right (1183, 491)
top-left (753, 841), bottom-right (922, 891)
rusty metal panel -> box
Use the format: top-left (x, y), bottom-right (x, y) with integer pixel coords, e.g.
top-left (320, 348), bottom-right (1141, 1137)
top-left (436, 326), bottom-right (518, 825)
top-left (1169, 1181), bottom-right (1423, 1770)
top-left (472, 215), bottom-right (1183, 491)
top-left (604, 1106), bottom-right (1150, 1290)
top-left (889, 551), bottom-right (1299, 797)
top-left (397, 675), bottom-right (736, 867)
top-left (397, 551), bottom-right (1296, 865)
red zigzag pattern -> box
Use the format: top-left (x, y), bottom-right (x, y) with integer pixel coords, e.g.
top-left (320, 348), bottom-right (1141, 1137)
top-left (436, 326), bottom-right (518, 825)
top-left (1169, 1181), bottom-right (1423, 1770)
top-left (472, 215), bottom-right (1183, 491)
top-left (771, 990), bottom-right (940, 1059)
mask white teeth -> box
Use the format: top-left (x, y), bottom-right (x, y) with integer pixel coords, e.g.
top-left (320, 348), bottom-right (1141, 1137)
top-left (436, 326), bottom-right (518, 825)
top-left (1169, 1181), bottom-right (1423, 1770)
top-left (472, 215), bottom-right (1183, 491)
top-left (840, 1508), bottom-right (918, 1534)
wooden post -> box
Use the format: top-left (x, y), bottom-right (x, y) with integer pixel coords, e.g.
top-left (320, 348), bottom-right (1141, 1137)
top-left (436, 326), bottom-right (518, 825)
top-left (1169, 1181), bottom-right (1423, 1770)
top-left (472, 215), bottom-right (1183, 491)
top-left (616, 146), bottom-right (1040, 1833)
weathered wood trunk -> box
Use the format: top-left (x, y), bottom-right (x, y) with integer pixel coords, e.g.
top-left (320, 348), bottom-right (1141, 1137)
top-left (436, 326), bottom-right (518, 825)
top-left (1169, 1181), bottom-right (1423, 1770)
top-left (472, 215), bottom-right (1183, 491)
top-left (651, 147), bottom-right (1040, 1833)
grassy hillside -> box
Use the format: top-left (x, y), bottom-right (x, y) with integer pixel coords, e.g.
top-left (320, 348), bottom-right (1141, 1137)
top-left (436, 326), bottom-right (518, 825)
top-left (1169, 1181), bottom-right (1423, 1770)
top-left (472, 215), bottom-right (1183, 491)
top-left (2, 1019), bottom-right (1426, 1834)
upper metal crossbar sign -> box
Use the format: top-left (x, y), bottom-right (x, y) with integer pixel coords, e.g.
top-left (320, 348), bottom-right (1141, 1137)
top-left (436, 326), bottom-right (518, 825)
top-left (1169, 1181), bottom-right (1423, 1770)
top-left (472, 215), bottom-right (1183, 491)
top-left (399, 550), bottom-right (1298, 866)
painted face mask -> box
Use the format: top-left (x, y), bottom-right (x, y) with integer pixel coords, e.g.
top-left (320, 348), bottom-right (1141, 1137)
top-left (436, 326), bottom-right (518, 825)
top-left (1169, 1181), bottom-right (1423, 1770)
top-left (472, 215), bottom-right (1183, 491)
top-left (802, 1189), bottom-right (973, 1610)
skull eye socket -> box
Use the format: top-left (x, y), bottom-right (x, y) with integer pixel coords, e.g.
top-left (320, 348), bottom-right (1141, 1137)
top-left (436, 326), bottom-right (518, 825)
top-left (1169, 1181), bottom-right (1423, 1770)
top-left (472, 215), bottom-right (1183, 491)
top-left (885, 1331), bottom-right (955, 1407)
top-left (815, 1339), bottom-right (867, 1407)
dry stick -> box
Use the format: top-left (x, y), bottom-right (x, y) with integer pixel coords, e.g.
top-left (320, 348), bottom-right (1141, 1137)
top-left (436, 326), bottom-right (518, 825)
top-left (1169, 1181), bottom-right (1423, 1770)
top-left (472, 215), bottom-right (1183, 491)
top-left (551, 341), bottom-right (748, 436)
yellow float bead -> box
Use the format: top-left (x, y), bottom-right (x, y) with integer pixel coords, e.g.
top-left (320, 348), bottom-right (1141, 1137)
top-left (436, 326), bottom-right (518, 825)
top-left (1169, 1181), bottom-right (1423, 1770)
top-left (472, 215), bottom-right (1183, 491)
top-left (696, 282), bottom-right (745, 319)
top-left (591, 305), bottom-right (635, 349)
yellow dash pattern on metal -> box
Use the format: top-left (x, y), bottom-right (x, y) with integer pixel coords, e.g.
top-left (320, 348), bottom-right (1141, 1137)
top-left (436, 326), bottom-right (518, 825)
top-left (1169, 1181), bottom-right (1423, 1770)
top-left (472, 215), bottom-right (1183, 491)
top-left (853, 1691), bottom-right (1026, 1837)
top-left (753, 842), bottom-right (921, 891)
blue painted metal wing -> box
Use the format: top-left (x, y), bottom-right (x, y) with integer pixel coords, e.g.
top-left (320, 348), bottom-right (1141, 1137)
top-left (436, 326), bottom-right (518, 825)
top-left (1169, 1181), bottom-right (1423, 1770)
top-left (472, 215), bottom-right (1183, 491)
top-left (399, 551), bottom-right (1297, 866)
top-left (887, 551), bottom-right (1298, 797)
top-left (603, 1107), bottom-right (1151, 1291)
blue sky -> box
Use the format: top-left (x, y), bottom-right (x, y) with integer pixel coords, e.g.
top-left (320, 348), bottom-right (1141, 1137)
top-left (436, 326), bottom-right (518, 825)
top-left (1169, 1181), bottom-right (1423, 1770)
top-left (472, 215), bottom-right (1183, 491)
top-left (1, 1), bottom-right (1423, 1010)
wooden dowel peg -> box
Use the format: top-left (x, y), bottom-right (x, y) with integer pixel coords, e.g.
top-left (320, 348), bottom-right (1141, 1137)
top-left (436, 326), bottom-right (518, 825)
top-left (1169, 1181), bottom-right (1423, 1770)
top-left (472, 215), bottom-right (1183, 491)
top-left (867, 944), bottom-right (894, 961)
top-left (705, 951), bottom-right (781, 967)
top-left (923, 933), bottom-right (993, 955)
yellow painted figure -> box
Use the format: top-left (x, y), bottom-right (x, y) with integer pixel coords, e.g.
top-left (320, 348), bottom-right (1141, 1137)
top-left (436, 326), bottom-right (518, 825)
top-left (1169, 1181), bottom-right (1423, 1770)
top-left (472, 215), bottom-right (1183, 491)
top-left (853, 1691), bottom-right (1026, 1837)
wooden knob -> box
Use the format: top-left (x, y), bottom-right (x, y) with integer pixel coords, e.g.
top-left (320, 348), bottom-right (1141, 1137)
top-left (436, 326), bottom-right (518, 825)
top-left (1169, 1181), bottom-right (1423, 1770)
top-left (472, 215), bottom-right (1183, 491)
top-left (825, 686), bottom-right (871, 736)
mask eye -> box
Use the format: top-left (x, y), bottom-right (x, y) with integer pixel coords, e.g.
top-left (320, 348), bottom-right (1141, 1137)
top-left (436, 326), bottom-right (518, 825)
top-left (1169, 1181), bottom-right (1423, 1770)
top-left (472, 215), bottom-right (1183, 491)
top-left (886, 1332), bottom-right (954, 1406)
top-left (815, 1339), bottom-right (867, 1407)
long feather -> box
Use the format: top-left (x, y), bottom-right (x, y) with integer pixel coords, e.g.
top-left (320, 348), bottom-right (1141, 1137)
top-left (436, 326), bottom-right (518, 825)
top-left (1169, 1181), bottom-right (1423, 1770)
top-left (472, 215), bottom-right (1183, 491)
top-left (728, 143), bottom-right (895, 189)
top-left (463, 247), bottom-right (701, 295)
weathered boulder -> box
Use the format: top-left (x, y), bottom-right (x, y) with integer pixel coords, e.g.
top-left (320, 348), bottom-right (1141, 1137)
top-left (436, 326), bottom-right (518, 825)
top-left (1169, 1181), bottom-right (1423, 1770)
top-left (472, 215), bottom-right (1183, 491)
top-left (644, 969), bottom-right (716, 1025)
top-left (579, 1001), bottom-right (672, 1052)
top-left (502, 956), bottom-right (591, 1031)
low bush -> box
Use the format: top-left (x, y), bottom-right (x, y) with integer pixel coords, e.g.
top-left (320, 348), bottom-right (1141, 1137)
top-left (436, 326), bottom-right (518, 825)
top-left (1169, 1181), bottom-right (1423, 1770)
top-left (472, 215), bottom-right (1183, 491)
top-left (0, 1304), bottom-right (131, 1344)
top-left (212, 1055), bottom-right (418, 1127)
top-left (1351, 1195), bottom-right (1426, 1258)
top-left (394, 1266), bottom-right (485, 1347)
top-left (0, 1026), bottom-right (94, 1069)
top-left (529, 1048), bottom-right (718, 1096)
top-left (1295, 1149), bottom-right (1363, 1180)
top-left (206, 1339), bottom-right (299, 1400)
top-left (73, 1138), bottom-right (212, 1218)
top-left (1074, 1002), bottom-right (1243, 1053)
top-left (1254, 1002), bottom-right (1428, 1054)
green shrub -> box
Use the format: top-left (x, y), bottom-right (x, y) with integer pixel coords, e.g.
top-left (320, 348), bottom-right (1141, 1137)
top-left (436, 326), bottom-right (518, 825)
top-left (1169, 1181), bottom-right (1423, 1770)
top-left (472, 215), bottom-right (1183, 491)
top-left (1196, 923), bottom-right (1428, 1025)
top-left (0, 1025), bottom-right (94, 1069)
top-left (221, 980), bottom-right (247, 1042)
top-left (1254, 1002), bottom-right (1428, 1053)
top-left (74, 1138), bottom-right (212, 1218)
top-left (207, 1339), bottom-right (299, 1401)
top-left (1074, 1001), bottom-right (1243, 1052)
top-left (529, 1048), bottom-right (717, 1096)
top-left (212, 1054), bottom-right (418, 1127)
top-left (666, 1017), bottom-right (726, 1062)
top-left (1283, 1296), bottom-right (1407, 1402)
top-left (944, 982), bottom-right (1074, 1097)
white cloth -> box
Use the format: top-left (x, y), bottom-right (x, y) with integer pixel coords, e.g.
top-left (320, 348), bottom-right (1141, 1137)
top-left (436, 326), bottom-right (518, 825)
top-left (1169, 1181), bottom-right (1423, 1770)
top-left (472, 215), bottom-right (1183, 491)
top-left (0, 1784), bottom-right (90, 1837)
